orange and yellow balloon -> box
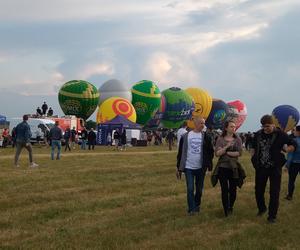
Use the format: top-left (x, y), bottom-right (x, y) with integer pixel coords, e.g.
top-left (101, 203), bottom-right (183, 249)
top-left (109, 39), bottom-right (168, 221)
top-left (185, 87), bottom-right (213, 128)
top-left (96, 97), bottom-right (137, 123)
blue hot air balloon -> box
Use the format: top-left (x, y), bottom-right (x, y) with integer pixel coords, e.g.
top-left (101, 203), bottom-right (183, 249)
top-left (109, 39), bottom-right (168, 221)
top-left (205, 99), bottom-right (229, 130)
top-left (272, 105), bottom-right (300, 132)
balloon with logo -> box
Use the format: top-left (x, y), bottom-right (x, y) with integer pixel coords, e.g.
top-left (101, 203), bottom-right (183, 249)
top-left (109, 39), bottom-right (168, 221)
top-left (58, 80), bottom-right (99, 120)
top-left (96, 97), bottom-right (136, 123)
top-left (161, 87), bottom-right (194, 129)
top-left (131, 80), bottom-right (161, 125)
top-left (98, 79), bottom-right (131, 105)
top-left (272, 105), bottom-right (300, 132)
top-left (205, 99), bottom-right (229, 129)
top-left (185, 87), bottom-right (213, 129)
top-left (227, 100), bottom-right (247, 130)
top-left (144, 95), bottom-right (166, 129)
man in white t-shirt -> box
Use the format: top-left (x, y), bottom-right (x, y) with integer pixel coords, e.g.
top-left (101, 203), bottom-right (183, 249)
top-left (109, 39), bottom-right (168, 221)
top-left (176, 117), bottom-right (214, 215)
top-left (177, 122), bottom-right (187, 148)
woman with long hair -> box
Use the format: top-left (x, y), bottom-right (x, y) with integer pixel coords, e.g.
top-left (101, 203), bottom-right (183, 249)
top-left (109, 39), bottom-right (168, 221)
top-left (213, 120), bottom-right (245, 217)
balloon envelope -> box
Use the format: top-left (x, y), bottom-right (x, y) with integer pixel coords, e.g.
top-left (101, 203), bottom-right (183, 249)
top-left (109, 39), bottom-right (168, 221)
top-left (272, 105), bottom-right (300, 132)
top-left (58, 80), bottom-right (99, 120)
top-left (227, 100), bottom-right (247, 130)
top-left (96, 97), bottom-right (136, 124)
top-left (131, 80), bottom-right (161, 125)
top-left (185, 87), bottom-right (212, 129)
top-left (98, 79), bottom-right (131, 105)
top-left (161, 87), bottom-right (194, 129)
top-left (144, 95), bottom-right (166, 129)
top-left (205, 99), bottom-right (229, 130)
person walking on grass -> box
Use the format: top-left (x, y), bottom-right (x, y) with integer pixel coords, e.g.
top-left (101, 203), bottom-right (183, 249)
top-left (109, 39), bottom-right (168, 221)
top-left (49, 121), bottom-right (63, 160)
top-left (64, 127), bottom-right (71, 151)
top-left (88, 128), bottom-right (96, 150)
top-left (14, 115), bottom-right (38, 168)
top-left (212, 120), bottom-right (246, 217)
top-left (70, 127), bottom-right (77, 149)
top-left (285, 125), bottom-right (300, 201)
top-left (250, 115), bottom-right (296, 223)
top-left (176, 117), bottom-right (214, 215)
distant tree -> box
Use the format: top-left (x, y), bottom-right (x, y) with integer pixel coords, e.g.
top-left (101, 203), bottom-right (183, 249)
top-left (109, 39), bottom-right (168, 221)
top-left (85, 120), bottom-right (97, 130)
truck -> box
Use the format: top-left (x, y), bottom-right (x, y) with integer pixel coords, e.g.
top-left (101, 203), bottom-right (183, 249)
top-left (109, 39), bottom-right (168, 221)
top-left (47, 116), bottom-right (84, 133)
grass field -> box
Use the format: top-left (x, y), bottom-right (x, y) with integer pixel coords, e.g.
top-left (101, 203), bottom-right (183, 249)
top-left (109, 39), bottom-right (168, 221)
top-left (0, 145), bottom-right (300, 249)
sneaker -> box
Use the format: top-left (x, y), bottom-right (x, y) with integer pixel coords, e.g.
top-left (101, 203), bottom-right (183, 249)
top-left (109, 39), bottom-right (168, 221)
top-left (14, 164), bottom-right (20, 168)
top-left (257, 208), bottom-right (267, 216)
top-left (228, 207), bottom-right (233, 215)
top-left (30, 162), bottom-right (39, 168)
top-left (285, 195), bottom-right (293, 201)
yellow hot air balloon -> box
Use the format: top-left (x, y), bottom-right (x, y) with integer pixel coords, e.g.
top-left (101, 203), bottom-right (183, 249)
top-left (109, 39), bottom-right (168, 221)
top-left (96, 97), bottom-right (137, 124)
top-left (185, 87), bottom-right (213, 129)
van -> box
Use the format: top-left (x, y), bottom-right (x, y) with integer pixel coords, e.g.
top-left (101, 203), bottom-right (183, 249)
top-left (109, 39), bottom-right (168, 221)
top-left (9, 117), bottom-right (55, 143)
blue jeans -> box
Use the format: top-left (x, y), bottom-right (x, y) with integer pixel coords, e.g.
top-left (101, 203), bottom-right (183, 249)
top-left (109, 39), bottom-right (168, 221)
top-left (81, 139), bottom-right (87, 150)
top-left (51, 140), bottom-right (61, 160)
top-left (185, 168), bottom-right (206, 213)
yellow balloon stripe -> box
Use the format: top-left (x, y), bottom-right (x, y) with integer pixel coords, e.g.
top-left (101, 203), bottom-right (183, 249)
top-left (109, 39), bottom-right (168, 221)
top-left (131, 89), bottom-right (161, 98)
top-left (59, 90), bottom-right (100, 99)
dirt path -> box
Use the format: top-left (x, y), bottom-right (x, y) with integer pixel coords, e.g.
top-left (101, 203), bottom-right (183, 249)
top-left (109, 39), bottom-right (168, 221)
top-left (0, 150), bottom-right (176, 159)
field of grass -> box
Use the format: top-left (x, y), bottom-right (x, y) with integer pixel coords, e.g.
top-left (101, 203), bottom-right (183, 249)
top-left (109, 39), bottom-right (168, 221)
top-left (0, 145), bottom-right (300, 249)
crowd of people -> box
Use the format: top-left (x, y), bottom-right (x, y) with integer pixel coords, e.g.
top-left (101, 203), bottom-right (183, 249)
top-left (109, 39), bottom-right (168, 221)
top-left (7, 113), bottom-right (300, 224)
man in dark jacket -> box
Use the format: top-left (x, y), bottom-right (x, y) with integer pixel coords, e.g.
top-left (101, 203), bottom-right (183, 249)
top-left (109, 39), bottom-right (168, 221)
top-left (64, 127), bottom-right (71, 151)
top-left (42, 101), bottom-right (48, 115)
top-left (49, 121), bottom-right (63, 160)
top-left (251, 115), bottom-right (296, 223)
top-left (14, 115), bottom-right (39, 168)
top-left (88, 128), bottom-right (96, 150)
top-left (176, 117), bottom-right (214, 215)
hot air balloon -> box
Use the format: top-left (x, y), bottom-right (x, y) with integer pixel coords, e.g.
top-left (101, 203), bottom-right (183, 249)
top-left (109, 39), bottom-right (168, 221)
top-left (131, 80), bottom-right (161, 125)
top-left (227, 100), bottom-right (247, 130)
top-left (161, 87), bottom-right (194, 129)
top-left (272, 105), bottom-right (300, 132)
top-left (98, 79), bottom-right (131, 105)
top-left (58, 80), bottom-right (99, 120)
top-left (205, 99), bottom-right (229, 130)
top-left (96, 97), bottom-right (136, 124)
top-left (185, 87), bottom-right (212, 129)
top-left (144, 95), bottom-right (166, 129)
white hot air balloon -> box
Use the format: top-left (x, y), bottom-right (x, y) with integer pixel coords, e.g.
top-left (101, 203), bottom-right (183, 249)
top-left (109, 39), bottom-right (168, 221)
top-left (98, 79), bottom-right (131, 105)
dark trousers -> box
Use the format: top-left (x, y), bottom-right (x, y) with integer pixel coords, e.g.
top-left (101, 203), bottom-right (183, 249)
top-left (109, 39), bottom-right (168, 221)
top-left (88, 141), bottom-right (95, 150)
top-left (65, 139), bottom-right (71, 151)
top-left (255, 167), bottom-right (282, 219)
top-left (288, 163), bottom-right (300, 197)
top-left (218, 167), bottom-right (237, 215)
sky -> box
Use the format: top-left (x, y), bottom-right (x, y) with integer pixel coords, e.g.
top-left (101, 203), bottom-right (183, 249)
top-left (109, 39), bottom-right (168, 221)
top-left (0, 0), bottom-right (300, 131)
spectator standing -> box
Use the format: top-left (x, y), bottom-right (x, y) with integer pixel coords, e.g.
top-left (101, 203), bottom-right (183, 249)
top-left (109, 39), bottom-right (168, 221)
top-left (88, 128), bottom-right (96, 150)
top-left (42, 102), bottom-right (48, 115)
top-left (64, 127), bottom-right (71, 151)
top-left (80, 127), bottom-right (88, 150)
top-left (49, 121), bottom-right (63, 160)
top-left (70, 127), bottom-right (77, 149)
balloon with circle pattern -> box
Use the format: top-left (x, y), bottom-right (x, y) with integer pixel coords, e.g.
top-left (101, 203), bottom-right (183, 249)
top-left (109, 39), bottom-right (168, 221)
top-left (96, 97), bottom-right (136, 124)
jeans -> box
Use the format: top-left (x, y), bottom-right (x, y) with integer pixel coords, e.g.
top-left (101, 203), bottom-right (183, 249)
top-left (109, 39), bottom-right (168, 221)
top-left (185, 168), bottom-right (206, 213)
top-left (255, 167), bottom-right (282, 219)
top-left (65, 139), bottom-right (71, 151)
top-left (288, 163), bottom-right (300, 197)
top-left (51, 140), bottom-right (61, 160)
top-left (81, 139), bottom-right (87, 150)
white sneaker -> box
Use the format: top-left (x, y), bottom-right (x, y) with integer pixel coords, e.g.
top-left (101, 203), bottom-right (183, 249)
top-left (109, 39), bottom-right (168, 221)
top-left (14, 164), bottom-right (20, 168)
top-left (30, 162), bottom-right (39, 168)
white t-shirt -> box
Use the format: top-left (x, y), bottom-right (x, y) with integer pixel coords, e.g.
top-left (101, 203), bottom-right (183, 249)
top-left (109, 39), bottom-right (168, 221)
top-left (177, 127), bottom-right (187, 147)
top-left (185, 131), bottom-right (203, 170)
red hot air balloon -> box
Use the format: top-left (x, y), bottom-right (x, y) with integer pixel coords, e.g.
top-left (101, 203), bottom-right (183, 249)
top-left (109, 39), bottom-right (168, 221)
top-left (227, 100), bottom-right (247, 130)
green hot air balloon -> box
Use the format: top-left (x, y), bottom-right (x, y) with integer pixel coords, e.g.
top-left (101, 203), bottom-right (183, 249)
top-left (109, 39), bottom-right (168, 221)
top-left (131, 80), bottom-right (161, 125)
top-left (58, 80), bottom-right (100, 120)
top-left (161, 87), bottom-right (194, 129)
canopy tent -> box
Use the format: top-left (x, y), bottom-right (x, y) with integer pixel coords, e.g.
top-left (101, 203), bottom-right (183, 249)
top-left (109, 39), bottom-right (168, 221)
top-left (97, 115), bottom-right (142, 145)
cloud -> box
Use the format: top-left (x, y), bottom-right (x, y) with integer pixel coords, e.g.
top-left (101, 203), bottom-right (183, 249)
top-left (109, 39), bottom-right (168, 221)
top-left (78, 62), bottom-right (115, 79)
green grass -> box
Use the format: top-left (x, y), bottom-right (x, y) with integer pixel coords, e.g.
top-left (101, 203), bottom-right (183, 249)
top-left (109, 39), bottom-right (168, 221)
top-left (0, 145), bottom-right (299, 249)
